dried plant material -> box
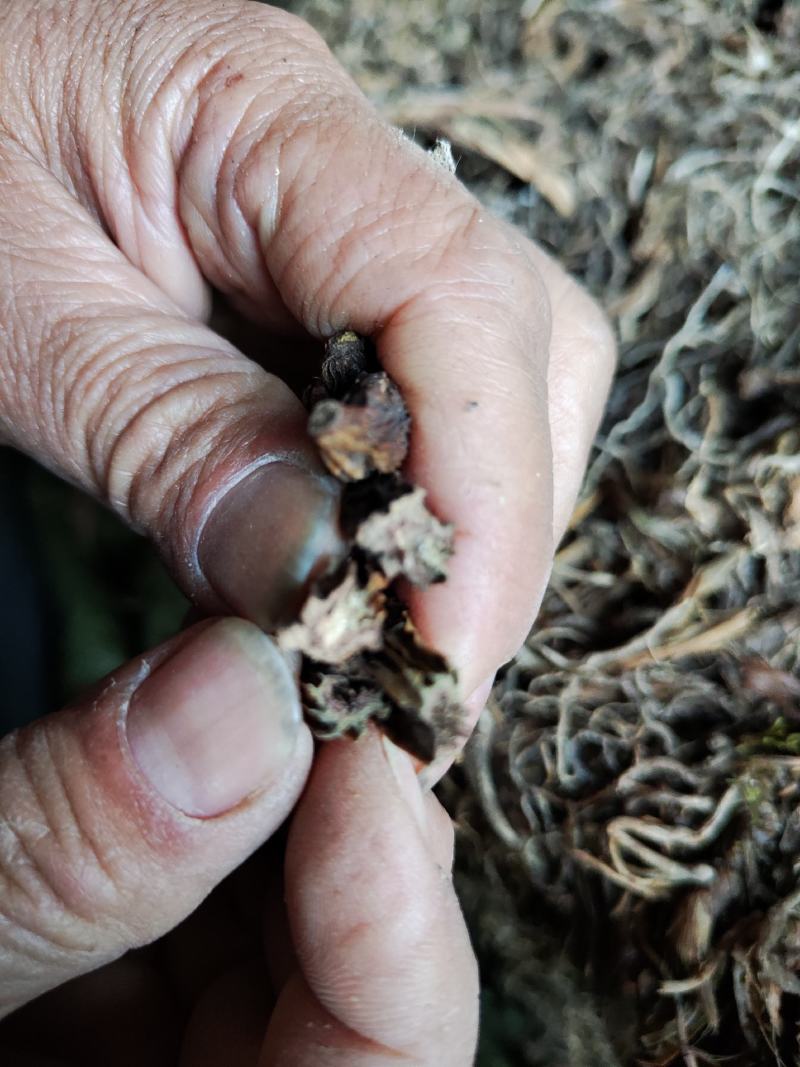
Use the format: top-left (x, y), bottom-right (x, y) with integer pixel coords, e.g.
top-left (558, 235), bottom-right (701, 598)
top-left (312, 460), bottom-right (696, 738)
top-left (308, 372), bottom-right (410, 481)
top-left (355, 486), bottom-right (454, 587)
top-left (440, 115), bottom-right (576, 218)
top-left (277, 565), bottom-right (387, 664)
top-left (31, 0), bottom-right (800, 1063)
top-left (301, 670), bottom-right (389, 740)
top-left (277, 329), bottom-right (463, 762)
top-left (272, 3), bottom-right (800, 1061)
top-left (741, 659), bottom-right (800, 716)
top-left (365, 620), bottom-right (465, 762)
top-left (429, 136), bottom-right (457, 174)
top-left (339, 473), bottom-right (414, 536)
top-left (320, 330), bottom-right (370, 398)
top-left (382, 92), bottom-right (575, 216)
top-left (382, 85), bottom-right (548, 129)
top-left (298, 621), bottom-right (463, 762)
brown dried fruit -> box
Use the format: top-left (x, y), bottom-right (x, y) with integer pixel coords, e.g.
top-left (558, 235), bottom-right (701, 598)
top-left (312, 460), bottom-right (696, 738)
top-left (308, 372), bottom-right (410, 481)
top-left (277, 564), bottom-right (387, 664)
top-left (355, 486), bottom-right (455, 587)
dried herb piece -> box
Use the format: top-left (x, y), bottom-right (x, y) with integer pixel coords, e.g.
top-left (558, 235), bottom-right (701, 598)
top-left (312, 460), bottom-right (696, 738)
top-left (277, 564), bottom-right (387, 664)
top-left (355, 486), bottom-right (454, 587)
top-left (320, 330), bottom-right (371, 397)
top-left (308, 372), bottom-right (410, 481)
top-left (364, 619), bottom-right (465, 763)
top-left (301, 669), bottom-right (389, 740)
top-left (340, 474), bottom-right (413, 537)
top-left (274, 329), bottom-right (463, 763)
top-left (298, 618), bottom-right (464, 762)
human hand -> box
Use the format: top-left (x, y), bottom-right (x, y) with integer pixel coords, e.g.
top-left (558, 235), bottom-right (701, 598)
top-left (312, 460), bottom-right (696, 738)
top-left (0, 0), bottom-right (614, 727)
top-left (0, 0), bottom-right (615, 1060)
top-left (0, 619), bottom-right (476, 1065)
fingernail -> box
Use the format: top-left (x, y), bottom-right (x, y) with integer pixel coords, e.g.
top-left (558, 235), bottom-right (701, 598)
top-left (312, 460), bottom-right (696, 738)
top-left (198, 462), bottom-right (344, 629)
top-left (126, 619), bottom-right (302, 817)
top-left (465, 675), bottom-right (495, 717)
top-left (381, 735), bottom-right (428, 832)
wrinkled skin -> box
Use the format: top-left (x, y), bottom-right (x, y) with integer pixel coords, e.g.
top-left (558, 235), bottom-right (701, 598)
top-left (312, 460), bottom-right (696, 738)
top-left (0, 2), bottom-right (615, 1064)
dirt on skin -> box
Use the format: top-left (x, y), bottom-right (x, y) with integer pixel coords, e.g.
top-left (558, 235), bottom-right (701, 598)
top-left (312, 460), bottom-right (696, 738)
top-left (277, 2), bottom-right (800, 1064)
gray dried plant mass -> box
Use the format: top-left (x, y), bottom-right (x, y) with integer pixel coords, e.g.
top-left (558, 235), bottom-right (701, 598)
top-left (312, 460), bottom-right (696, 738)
top-left (278, 0), bottom-right (800, 1063)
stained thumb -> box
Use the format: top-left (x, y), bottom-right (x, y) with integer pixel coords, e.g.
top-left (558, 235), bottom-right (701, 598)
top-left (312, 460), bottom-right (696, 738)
top-left (0, 618), bottom-right (312, 1020)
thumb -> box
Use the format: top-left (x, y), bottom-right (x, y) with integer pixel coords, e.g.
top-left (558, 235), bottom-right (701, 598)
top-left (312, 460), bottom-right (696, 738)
top-left (0, 148), bottom-right (344, 632)
top-left (0, 618), bottom-right (312, 1019)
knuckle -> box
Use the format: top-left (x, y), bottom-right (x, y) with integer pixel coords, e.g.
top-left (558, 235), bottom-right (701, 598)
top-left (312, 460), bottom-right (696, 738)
top-left (281, 133), bottom-right (551, 340)
top-left (168, 0), bottom-right (358, 296)
top-left (234, 2), bottom-right (331, 56)
top-left (41, 303), bottom-right (252, 528)
top-left (0, 728), bottom-right (123, 962)
top-left (111, 361), bottom-right (259, 532)
top-left (167, 0), bottom-right (333, 82)
top-left (94, 355), bottom-right (258, 527)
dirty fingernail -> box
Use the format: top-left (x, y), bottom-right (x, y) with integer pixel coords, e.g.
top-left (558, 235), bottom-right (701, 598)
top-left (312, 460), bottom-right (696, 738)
top-left (126, 619), bottom-right (302, 817)
top-left (381, 735), bottom-right (428, 831)
top-left (198, 462), bottom-right (344, 630)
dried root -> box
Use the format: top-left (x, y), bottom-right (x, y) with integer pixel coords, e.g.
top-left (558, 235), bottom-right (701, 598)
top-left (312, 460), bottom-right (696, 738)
top-left (276, 330), bottom-right (462, 762)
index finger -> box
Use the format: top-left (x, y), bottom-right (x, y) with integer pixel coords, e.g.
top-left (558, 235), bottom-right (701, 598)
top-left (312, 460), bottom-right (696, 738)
top-left (179, 14), bottom-right (556, 695)
top-left (43, 3), bottom-right (594, 696)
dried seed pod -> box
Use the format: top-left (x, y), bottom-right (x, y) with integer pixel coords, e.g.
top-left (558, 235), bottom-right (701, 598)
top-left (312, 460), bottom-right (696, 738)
top-left (301, 670), bottom-right (389, 740)
top-left (340, 474), bottom-right (414, 536)
top-left (297, 613), bottom-right (464, 763)
top-left (308, 372), bottom-right (410, 481)
top-left (364, 620), bottom-right (465, 763)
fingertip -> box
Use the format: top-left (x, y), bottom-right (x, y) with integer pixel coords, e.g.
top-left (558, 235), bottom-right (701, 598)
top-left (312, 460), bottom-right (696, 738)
top-left (125, 618), bottom-right (306, 818)
top-left (196, 462), bottom-right (344, 631)
top-left (282, 731), bottom-right (479, 1062)
top-left (418, 674), bottom-right (496, 789)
